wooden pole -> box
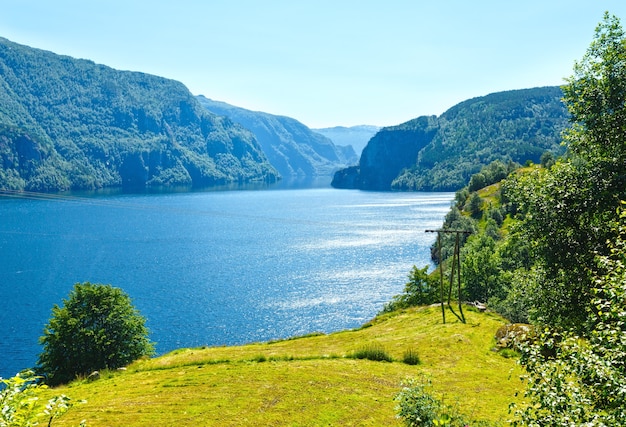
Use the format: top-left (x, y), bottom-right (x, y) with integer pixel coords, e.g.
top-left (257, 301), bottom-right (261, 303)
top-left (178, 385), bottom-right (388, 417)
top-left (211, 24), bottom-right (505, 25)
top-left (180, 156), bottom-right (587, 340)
top-left (437, 233), bottom-right (445, 324)
top-left (456, 232), bottom-right (465, 323)
top-left (446, 233), bottom-right (463, 323)
top-left (426, 229), bottom-right (472, 325)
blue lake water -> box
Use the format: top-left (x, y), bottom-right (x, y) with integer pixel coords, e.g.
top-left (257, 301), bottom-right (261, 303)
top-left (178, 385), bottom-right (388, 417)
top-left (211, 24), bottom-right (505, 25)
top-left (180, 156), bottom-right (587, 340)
top-left (0, 184), bottom-right (453, 378)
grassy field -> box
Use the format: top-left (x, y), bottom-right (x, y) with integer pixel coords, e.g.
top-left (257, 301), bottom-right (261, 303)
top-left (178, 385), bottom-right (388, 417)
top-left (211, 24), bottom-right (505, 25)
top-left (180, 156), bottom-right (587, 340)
top-left (50, 306), bottom-right (522, 426)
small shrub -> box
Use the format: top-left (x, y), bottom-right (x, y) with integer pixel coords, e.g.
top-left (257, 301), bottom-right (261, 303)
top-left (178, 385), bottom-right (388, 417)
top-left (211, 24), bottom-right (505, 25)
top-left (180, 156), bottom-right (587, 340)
top-left (350, 344), bottom-right (393, 362)
top-left (402, 348), bottom-right (421, 365)
top-left (395, 378), bottom-right (472, 427)
top-left (395, 378), bottom-right (441, 426)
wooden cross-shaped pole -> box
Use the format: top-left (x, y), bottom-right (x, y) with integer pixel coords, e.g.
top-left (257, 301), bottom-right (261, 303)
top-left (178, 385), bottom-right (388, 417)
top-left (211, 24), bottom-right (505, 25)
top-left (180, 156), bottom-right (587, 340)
top-left (426, 229), bottom-right (472, 324)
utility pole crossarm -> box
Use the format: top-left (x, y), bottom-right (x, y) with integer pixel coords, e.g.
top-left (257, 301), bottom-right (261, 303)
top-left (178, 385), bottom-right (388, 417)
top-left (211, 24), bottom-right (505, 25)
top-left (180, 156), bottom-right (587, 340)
top-left (425, 229), bottom-right (472, 234)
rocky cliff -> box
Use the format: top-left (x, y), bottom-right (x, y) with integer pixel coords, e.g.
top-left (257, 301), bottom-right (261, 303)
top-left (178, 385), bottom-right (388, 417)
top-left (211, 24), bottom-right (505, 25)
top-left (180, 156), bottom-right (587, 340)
top-left (332, 86), bottom-right (569, 192)
top-left (197, 96), bottom-right (357, 178)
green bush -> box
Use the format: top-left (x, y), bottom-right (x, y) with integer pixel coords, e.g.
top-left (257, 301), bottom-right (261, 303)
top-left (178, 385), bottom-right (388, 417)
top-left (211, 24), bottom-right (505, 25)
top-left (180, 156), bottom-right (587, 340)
top-left (38, 282), bottom-right (154, 385)
top-left (395, 378), bottom-right (471, 426)
top-left (395, 379), bottom-right (441, 426)
top-left (512, 202), bottom-right (626, 425)
top-left (350, 344), bottom-right (393, 362)
top-left (402, 348), bottom-right (421, 366)
top-left (382, 265), bottom-right (437, 313)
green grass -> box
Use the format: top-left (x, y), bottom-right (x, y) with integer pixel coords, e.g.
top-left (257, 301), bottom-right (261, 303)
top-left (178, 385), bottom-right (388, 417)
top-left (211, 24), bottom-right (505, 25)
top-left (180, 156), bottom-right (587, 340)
top-left (402, 348), bottom-right (421, 365)
top-left (349, 344), bottom-right (393, 362)
top-left (49, 306), bottom-right (522, 426)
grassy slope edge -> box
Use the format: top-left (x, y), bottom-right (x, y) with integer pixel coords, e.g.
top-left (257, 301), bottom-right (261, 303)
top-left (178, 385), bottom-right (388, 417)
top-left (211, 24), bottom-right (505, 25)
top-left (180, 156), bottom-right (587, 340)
top-left (50, 307), bottom-right (521, 426)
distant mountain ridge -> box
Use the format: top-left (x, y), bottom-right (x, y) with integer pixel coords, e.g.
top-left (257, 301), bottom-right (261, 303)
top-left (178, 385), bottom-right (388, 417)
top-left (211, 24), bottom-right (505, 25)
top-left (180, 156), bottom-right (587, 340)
top-left (197, 96), bottom-right (357, 177)
top-left (0, 36), bottom-right (279, 192)
top-left (332, 86), bottom-right (569, 191)
top-left (313, 125), bottom-right (380, 155)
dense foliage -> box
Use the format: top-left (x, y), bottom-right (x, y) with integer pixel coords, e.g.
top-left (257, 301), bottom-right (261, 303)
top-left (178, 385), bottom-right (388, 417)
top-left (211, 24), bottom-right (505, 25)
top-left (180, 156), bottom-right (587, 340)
top-left (506, 14), bottom-right (626, 425)
top-left (395, 378), bottom-right (473, 427)
top-left (394, 13), bottom-right (626, 425)
top-left (0, 37), bottom-right (279, 192)
top-left (503, 13), bottom-right (626, 331)
top-left (0, 371), bottom-right (83, 426)
top-left (197, 96), bottom-right (357, 177)
top-left (381, 265), bottom-right (438, 312)
top-left (38, 283), bottom-right (154, 386)
top-left (513, 203), bottom-right (626, 426)
top-left (332, 87), bottom-right (568, 191)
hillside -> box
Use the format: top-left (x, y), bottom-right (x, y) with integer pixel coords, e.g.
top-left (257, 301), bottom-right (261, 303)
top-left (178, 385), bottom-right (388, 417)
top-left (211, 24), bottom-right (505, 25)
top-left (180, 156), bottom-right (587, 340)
top-left (332, 86), bottom-right (569, 192)
top-left (197, 96), bottom-right (358, 178)
top-left (313, 125), bottom-right (380, 155)
top-left (50, 307), bottom-right (520, 426)
top-left (0, 37), bottom-right (279, 192)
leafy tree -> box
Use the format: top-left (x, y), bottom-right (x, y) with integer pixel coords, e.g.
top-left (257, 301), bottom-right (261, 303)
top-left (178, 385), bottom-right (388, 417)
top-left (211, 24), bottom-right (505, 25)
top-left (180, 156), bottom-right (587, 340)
top-left (539, 151), bottom-right (555, 168)
top-left (461, 234), bottom-right (502, 303)
top-left (467, 192), bottom-right (483, 217)
top-left (487, 268), bottom-right (535, 324)
top-left (430, 206), bottom-right (477, 264)
top-left (513, 203), bottom-right (626, 426)
top-left (563, 12), bottom-right (626, 163)
top-left (505, 13), bottom-right (626, 330)
top-left (505, 160), bottom-right (607, 328)
top-left (468, 159), bottom-right (517, 192)
top-left (467, 172), bottom-right (486, 192)
top-left (38, 282), bottom-right (154, 385)
top-left (381, 265), bottom-right (437, 312)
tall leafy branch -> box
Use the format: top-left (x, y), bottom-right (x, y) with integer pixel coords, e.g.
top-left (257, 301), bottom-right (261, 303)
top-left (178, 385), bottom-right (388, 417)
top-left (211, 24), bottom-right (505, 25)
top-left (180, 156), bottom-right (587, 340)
top-left (506, 12), bottom-right (626, 331)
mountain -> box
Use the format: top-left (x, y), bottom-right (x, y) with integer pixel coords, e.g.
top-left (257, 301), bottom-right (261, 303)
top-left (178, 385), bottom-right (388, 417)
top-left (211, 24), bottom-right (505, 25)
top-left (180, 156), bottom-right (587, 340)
top-left (197, 96), bottom-right (357, 178)
top-left (312, 125), bottom-right (380, 155)
top-left (332, 117), bottom-right (438, 191)
top-left (0, 37), bottom-right (279, 192)
top-left (332, 86), bottom-right (569, 192)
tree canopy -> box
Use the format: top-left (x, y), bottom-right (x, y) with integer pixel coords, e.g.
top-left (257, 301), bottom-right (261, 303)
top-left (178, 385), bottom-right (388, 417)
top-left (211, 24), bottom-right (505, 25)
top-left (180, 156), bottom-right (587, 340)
top-left (501, 13), bottom-right (626, 331)
top-left (38, 282), bottom-right (154, 385)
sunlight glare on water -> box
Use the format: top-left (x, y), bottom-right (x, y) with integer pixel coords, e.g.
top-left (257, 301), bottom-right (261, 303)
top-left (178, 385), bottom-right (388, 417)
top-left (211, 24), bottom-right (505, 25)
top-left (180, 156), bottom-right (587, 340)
top-left (0, 187), bottom-right (453, 377)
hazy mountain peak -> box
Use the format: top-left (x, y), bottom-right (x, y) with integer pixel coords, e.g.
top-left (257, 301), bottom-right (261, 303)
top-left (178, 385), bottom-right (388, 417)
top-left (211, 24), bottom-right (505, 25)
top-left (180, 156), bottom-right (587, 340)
top-left (197, 96), bottom-right (357, 178)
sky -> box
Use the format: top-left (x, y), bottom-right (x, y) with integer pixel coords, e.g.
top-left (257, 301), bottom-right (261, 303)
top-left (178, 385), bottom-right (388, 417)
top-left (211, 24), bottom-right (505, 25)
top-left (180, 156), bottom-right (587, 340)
top-left (2, 1), bottom-right (626, 129)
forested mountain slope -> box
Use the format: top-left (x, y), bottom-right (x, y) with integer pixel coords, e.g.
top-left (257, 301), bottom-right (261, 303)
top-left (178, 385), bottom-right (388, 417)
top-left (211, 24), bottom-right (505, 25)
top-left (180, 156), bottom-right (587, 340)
top-left (0, 37), bottom-right (279, 192)
top-left (197, 96), bottom-right (357, 177)
top-left (332, 86), bottom-right (569, 191)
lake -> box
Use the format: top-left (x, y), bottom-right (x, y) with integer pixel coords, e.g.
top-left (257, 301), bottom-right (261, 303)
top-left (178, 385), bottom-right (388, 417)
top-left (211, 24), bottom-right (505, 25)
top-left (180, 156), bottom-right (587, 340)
top-left (0, 183), bottom-right (453, 378)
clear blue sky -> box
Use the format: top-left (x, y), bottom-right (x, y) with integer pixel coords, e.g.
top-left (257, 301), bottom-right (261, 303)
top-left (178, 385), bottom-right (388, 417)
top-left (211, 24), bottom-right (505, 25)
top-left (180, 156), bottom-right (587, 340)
top-left (2, 1), bottom-right (626, 128)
